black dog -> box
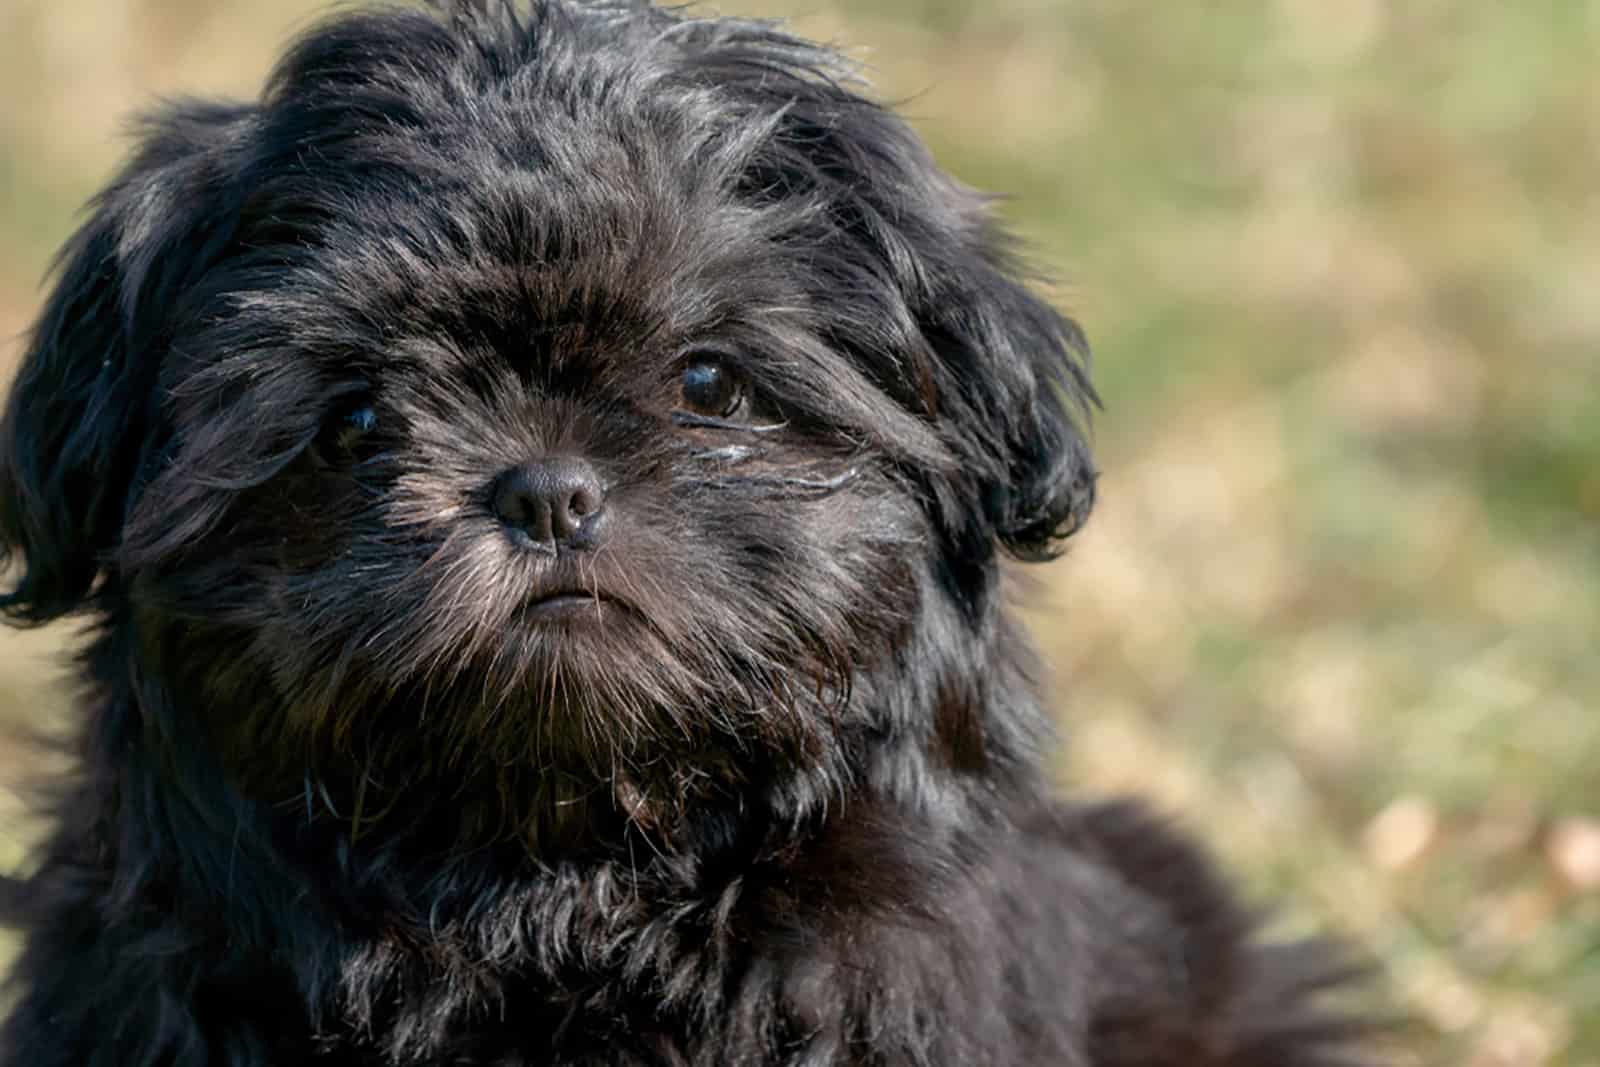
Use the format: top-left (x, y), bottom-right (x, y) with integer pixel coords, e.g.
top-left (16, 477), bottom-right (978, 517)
top-left (0, 2), bottom-right (1373, 1063)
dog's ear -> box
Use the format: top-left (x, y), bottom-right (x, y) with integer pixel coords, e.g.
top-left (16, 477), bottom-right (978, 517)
top-left (915, 228), bottom-right (1098, 563)
top-left (0, 103), bottom-right (248, 623)
top-left (698, 37), bottom-right (1099, 561)
top-left (830, 166), bottom-right (1099, 561)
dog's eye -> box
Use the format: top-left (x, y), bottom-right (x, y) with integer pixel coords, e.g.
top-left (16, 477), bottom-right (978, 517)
top-left (313, 401), bottom-right (381, 465)
top-left (678, 360), bottom-right (746, 419)
top-left (336, 406), bottom-right (378, 450)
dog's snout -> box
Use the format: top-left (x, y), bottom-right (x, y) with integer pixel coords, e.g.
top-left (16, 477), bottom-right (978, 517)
top-left (492, 458), bottom-right (607, 552)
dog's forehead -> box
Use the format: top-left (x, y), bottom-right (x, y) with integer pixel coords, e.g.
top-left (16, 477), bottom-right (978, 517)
top-left (280, 194), bottom-right (786, 390)
top-left (248, 80), bottom-right (801, 374)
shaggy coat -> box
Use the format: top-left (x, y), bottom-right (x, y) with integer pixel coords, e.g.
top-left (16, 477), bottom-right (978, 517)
top-left (0, 3), bottom-right (1372, 1064)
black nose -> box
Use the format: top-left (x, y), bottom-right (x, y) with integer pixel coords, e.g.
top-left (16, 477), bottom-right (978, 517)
top-left (491, 458), bottom-right (607, 552)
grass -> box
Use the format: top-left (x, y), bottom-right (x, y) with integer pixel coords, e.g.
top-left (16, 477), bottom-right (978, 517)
top-left (2, 2), bottom-right (1596, 1063)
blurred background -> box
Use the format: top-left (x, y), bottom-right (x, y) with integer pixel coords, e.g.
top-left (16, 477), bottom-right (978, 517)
top-left (1, 0), bottom-right (1596, 1062)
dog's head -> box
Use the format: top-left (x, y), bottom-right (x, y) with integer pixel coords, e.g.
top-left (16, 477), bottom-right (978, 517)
top-left (0, 2), bottom-right (1094, 825)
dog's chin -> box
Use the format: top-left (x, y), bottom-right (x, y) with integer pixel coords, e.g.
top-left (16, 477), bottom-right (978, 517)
top-left (279, 586), bottom-right (779, 764)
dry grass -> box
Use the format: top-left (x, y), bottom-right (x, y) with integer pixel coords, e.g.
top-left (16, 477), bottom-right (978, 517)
top-left (2, 2), bottom-right (1596, 1063)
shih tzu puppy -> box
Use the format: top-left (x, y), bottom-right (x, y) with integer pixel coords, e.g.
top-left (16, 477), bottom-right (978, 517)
top-left (0, 2), bottom-right (1373, 1064)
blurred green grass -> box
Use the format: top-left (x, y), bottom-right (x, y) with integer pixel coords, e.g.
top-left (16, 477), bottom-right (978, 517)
top-left (2, 2), bottom-right (1597, 1063)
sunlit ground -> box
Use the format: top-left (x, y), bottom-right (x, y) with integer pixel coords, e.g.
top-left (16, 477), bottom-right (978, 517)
top-left (2, 3), bottom-right (1597, 1063)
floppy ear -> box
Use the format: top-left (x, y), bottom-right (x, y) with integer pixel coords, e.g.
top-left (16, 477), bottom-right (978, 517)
top-left (703, 45), bottom-right (1098, 560)
top-left (919, 230), bottom-right (1098, 562)
top-left (0, 102), bottom-right (249, 623)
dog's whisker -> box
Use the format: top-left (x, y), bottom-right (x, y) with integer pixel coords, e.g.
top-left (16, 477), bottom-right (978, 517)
top-left (717, 467), bottom-right (863, 497)
top-left (690, 445), bottom-right (758, 464)
top-left (670, 412), bottom-right (789, 434)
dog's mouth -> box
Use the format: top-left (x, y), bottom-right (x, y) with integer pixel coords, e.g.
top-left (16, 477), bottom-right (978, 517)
top-left (519, 586), bottom-right (616, 623)
top-left (525, 592), bottom-right (600, 621)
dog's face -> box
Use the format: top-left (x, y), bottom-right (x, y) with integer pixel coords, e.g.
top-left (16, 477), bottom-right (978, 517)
top-left (0, 3), bottom-right (1093, 822)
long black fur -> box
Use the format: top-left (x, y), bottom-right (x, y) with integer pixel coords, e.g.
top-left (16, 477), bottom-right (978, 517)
top-left (0, 2), bottom-right (1375, 1063)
